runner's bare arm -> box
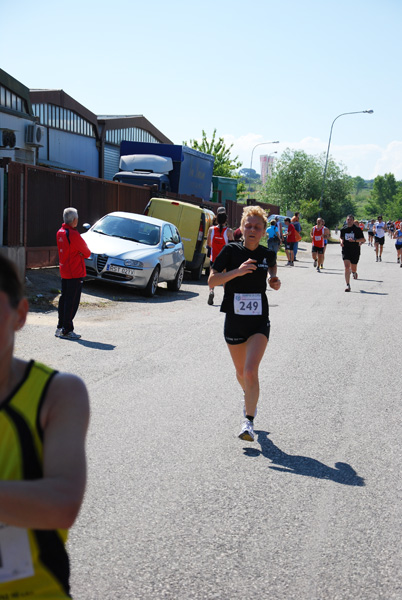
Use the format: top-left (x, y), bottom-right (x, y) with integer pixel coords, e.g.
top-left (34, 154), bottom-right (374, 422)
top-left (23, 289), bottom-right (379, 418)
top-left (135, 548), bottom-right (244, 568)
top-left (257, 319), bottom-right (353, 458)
top-left (268, 265), bottom-right (281, 290)
top-left (0, 373), bottom-right (89, 529)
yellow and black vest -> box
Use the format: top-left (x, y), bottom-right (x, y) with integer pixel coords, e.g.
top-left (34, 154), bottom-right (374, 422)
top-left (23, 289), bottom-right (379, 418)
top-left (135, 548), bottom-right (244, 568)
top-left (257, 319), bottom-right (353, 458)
top-left (0, 360), bottom-right (71, 599)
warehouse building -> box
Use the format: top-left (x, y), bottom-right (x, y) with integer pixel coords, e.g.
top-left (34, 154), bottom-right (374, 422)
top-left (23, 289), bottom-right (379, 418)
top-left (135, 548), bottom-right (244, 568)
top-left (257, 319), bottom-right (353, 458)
top-left (0, 68), bottom-right (172, 179)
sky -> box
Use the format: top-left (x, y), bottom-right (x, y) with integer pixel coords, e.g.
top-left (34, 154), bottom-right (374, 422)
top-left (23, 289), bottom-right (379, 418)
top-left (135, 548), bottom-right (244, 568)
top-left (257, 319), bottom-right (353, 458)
top-left (2, 0), bottom-right (402, 180)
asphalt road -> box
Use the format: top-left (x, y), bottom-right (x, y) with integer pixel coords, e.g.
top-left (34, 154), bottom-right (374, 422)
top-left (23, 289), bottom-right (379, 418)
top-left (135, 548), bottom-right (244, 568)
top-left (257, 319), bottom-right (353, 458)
top-left (16, 235), bottom-right (402, 600)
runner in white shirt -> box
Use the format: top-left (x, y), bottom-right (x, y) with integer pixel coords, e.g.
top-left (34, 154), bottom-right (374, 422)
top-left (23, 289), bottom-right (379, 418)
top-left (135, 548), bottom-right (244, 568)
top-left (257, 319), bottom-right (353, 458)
top-left (374, 216), bottom-right (387, 262)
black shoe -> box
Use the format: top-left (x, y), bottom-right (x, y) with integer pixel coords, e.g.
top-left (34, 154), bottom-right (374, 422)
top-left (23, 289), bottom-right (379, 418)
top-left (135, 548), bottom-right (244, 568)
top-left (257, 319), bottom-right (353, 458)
top-left (345, 284), bottom-right (351, 292)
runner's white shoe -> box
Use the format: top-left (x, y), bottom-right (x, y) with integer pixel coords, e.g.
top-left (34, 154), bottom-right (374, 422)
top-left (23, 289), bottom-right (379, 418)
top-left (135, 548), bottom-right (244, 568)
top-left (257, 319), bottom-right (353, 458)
top-left (60, 331), bottom-right (81, 340)
top-left (238, 419), bottom-right (255, 442)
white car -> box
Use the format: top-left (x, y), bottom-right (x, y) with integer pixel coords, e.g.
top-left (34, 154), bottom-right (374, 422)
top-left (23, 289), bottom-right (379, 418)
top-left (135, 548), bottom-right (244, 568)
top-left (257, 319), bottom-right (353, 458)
top-left (82, 212), bottom-right (185, 297)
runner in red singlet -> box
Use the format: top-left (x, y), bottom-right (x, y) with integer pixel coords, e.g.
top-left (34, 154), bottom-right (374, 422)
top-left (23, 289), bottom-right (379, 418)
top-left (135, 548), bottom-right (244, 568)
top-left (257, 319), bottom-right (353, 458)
top-left (310, 218), bottom-right (328, 272)
top-left (207, 207), bottom-right (233, 305)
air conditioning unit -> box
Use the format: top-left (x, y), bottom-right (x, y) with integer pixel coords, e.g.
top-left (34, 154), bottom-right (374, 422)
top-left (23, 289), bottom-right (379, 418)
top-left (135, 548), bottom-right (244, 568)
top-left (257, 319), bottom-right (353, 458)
top-left (25, 124), bottom-right (45, 146)
top-left (1, 129), bottom-right (17, 148)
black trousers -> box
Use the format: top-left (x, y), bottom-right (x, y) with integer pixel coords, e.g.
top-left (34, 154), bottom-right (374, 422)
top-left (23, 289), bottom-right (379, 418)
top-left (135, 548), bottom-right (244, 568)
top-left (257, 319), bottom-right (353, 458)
top-left (57, 278), bottom-right (83, 333)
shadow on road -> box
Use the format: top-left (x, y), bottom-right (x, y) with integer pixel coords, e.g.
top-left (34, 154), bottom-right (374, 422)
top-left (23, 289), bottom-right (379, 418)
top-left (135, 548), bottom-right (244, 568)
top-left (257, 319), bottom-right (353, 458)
top-left (83, 279), bottom-right (200, 304)
top-left (75, 339), bottom-right (116, 351)
top-left (243, 430), bottom-right (365, 487)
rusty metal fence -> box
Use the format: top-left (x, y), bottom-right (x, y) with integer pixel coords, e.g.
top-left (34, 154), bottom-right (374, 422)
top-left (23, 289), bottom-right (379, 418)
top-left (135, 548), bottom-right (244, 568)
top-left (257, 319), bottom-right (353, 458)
top-left (2, 160), bottom-right (279, 268)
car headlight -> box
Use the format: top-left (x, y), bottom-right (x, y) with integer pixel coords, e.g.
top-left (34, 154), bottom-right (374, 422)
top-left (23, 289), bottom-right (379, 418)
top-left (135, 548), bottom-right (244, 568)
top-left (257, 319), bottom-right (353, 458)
top-left (124, 259), bottom-right (143, 268)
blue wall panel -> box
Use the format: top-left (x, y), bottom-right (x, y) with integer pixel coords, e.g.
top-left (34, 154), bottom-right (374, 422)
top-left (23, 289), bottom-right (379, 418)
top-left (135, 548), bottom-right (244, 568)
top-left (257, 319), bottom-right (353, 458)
top-left (45, 130), bottom-right (99, 176)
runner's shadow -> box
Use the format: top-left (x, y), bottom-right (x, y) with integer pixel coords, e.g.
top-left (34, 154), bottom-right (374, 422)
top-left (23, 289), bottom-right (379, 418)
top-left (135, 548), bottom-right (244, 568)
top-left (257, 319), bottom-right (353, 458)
top-left (317, 271), bottom-right (342, 275)
top-left (357, 279), bottom-right (383, 283)
top-left (243, 430), bottom-right (365, 487)
top-left (359, 290), bottom-right (388, 296)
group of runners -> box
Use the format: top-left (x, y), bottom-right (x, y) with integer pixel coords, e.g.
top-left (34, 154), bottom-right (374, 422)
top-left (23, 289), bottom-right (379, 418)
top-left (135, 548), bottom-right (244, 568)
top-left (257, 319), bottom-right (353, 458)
top-left (206, 206), bottom-right (402, 443)
top-left (367, 217), bottom-right (402, 264)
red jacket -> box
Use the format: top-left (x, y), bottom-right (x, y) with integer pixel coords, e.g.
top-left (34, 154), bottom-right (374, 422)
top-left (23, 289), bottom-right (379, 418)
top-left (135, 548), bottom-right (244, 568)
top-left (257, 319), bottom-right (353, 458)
top-left (56, 224), bottom-right (91, 279)
top-left (286, 223), bottom-right (297, 243)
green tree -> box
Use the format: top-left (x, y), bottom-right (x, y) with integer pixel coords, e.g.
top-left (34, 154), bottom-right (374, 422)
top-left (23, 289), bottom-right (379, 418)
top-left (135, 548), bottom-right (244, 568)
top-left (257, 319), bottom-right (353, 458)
top-left (365, 173), bottom-right (399, 217)
top-left (321, 157), bottom-right (355, 225)
top-left (183, 129), bottom-right (242, 178)
top-left (260, 148), bottom-right (353, 227)
top-left (385, 187), bottom-right (402, 220)
top-left (352, 176), bottom-right (366, 195)
top-left (261, 149), bottom-right (322, 213)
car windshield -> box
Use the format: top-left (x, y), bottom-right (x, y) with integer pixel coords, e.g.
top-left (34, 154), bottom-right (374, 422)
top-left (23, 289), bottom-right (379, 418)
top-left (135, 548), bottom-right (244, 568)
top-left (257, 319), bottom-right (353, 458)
top-left (93, 215), bottom-right (160, 245)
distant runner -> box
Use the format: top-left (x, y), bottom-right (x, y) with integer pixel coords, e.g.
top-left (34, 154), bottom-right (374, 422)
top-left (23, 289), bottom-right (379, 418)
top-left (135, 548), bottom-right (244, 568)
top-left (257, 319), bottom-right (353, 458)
top-left (374, 216), bottom-right (387, 262)
top-left (367, 219), bottom-right (375, 246)
top-left (310, 218), bottom-right (329, 272)
top-left (393, 226), bottom-right (402, 266)
top-left (340, 214), bottom-right (366, 292)
top-left (207, 207), bottom-right (233, 305)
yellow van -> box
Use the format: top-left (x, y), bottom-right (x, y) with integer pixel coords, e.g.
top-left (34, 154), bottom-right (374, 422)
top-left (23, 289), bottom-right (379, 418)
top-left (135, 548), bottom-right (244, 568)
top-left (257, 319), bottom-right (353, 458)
top-left (144, 198), bottom-right (215, 279)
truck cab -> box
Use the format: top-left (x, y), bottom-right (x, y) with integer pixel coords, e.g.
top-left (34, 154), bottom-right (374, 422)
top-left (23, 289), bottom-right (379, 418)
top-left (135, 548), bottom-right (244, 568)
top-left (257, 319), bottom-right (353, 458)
top-left (113, 154), bottom-right (172, 191)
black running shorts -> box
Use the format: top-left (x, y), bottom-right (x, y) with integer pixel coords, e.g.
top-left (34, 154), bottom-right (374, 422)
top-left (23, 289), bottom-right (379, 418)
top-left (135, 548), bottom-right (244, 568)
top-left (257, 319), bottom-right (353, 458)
top-left (312, 245), bottom-right (324, 254)
top-left (224, 313), bottom-right (271, 345)
top-left (342, 247), bottom-right (360, 264)
top-left (375, 236), bottom-right (385, 246)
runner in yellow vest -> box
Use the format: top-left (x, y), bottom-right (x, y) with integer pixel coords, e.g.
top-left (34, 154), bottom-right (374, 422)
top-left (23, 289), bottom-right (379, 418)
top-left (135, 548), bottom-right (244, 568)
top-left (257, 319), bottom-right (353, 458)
top-left (0, 255), bottom-right (89, 599)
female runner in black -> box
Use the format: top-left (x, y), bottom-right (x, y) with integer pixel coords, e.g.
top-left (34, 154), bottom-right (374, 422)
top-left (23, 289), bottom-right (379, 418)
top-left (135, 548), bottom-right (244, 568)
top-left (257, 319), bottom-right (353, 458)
top-left (208, 205), bottom-right (281, 441)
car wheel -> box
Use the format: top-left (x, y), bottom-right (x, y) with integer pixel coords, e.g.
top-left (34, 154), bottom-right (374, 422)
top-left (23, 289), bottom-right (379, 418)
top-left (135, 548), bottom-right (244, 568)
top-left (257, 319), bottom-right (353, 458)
top-left (143, 266), bottom-right (160, 297)
top-left (167, 263), bottom-right (185, 291)
top-left (191, 257), bottom-right (204, 281)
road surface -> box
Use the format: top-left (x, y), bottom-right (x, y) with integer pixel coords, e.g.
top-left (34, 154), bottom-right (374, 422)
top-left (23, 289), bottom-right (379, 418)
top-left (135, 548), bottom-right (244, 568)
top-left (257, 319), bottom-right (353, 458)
top-left (16, 235), bottom-right (402, 599)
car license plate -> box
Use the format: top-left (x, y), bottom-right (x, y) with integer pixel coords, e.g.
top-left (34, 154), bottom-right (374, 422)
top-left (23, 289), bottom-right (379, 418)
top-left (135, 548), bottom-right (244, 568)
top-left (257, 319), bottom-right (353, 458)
top-left (108, 265), bottom-right (135, 276)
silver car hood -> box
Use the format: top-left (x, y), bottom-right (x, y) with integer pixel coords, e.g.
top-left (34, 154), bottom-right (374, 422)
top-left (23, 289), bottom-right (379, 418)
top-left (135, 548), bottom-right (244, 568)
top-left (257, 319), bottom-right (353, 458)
top-left (83, 230), bottom-right (158, 260)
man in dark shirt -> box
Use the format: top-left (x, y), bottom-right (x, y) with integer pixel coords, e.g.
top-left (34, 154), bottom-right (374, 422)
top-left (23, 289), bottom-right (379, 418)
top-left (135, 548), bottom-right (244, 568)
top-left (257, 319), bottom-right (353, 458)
top-left (340, 214), bottom-right (366, 292)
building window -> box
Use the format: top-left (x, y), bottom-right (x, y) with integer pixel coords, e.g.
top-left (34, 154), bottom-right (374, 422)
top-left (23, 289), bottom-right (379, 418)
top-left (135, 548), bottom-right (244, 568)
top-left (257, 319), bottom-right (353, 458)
top-left (0, 85), bottom-right (29, 114)
top-left (30, 102), bottom-right (95, 137)
top-left (105, 126), bottom-right (159, 146)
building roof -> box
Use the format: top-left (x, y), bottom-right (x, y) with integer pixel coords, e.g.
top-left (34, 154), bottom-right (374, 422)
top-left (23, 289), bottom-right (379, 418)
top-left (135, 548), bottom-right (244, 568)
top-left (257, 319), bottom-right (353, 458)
top-left (29, 89), bottom-right (98, 126)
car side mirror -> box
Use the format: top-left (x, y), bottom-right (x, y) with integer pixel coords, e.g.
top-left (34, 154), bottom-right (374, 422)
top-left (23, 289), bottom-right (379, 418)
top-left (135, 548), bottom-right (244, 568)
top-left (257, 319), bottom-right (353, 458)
top-left (82, 223), bottom-right (91, 230)
top-left (164, 241), bottom-right (175, 249)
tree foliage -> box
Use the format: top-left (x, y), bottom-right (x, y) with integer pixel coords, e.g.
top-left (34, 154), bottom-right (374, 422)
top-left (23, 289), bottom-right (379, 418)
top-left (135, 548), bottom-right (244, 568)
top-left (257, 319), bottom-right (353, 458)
top-left (365, 173), bottom-right (400, 217)
top-left (259, 148), bottom-right (353, 228)
top-left (352, 176), bottom-right (366, 195)
top-left (183, 129), bottom-right (242, 178)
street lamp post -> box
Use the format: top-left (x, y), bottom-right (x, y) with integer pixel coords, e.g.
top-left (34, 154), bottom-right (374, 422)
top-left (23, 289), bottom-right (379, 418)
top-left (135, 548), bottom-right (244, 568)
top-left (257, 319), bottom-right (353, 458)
top-left (319, 110), bottom-right (373, 213)
top-left (249, 140), bottom-right (279, 193)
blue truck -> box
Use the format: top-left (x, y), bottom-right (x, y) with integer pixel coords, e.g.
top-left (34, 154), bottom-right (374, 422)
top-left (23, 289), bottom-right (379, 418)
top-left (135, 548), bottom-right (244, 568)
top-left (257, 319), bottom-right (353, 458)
top-left (113, 141), bottom-right (215, 203)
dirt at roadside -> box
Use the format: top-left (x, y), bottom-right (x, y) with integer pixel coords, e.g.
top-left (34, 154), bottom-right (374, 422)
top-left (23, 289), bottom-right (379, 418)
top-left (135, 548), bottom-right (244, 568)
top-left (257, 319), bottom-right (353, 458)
top-left (24, 267), bottom-right (113, 312)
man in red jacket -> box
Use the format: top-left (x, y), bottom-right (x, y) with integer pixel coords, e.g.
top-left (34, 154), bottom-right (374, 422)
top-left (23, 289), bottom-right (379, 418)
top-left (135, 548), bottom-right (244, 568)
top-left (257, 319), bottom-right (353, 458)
top-left (56, 208), bottom-right (91, 340)
top-left (284, 217), bottom-right (296, 265)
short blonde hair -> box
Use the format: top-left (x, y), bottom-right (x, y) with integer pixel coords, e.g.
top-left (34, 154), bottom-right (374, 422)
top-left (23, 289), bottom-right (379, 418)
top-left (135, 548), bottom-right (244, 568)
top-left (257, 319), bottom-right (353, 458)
top-left (240, 205), bottom-right (267, 230)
